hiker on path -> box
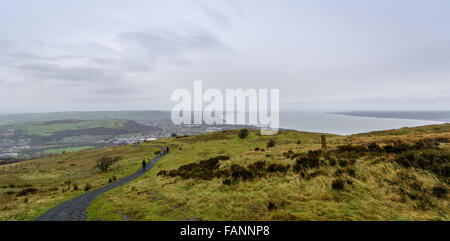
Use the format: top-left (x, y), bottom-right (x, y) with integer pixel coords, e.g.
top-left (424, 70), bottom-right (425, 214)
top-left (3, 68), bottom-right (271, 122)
top-left (166, 147), bottom-right (170, 153)
top-left (142, 160), bottom-right (146, 171)
top-left (163, 147), bottom-right (166, 154)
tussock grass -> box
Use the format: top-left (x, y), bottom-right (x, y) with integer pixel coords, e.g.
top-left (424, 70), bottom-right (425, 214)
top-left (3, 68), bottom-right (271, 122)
top-left (88, 127), bottom-right (449, 221)
top-left (2, 126), bottom-right (449, 221)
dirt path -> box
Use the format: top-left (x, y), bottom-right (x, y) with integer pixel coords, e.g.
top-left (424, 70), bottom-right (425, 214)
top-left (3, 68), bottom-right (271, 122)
top-left (36, 150), bottom-right (166, 221)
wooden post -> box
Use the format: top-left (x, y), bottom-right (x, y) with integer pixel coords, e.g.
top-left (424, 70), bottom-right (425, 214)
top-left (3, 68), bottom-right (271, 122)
top-left (321, 135), bottom-right (327, 150)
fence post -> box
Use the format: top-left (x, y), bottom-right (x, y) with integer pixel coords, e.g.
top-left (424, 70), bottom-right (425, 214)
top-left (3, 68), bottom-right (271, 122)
top-left (321, 135), bottom-right (327, 151)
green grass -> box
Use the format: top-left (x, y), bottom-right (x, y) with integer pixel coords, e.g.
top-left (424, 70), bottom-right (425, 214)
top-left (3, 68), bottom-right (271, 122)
top-left (11, 119), bottom-right (127, 136)
top-left (0, 144), bottom-right (160, 220)
top-left (62, 135), bottom-right (112, 143)
top-left (88, 128), bottom-right (449, 221)
top-left (43, 146), bottom-right (94, 154)
top-left (0, 111), bottom-right (169, 126)
top-left (1, 125), bottom-right (449, 221)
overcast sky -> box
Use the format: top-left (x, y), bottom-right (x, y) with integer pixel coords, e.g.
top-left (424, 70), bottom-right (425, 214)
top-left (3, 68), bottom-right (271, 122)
top-left (0, 0), bottom-right (449, 114)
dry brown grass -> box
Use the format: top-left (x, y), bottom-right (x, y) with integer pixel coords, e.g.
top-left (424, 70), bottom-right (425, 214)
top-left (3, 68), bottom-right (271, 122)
top-left (88, 125), bottom-right (449, 221)
top-left (0, 144), bottom-right (159, 220)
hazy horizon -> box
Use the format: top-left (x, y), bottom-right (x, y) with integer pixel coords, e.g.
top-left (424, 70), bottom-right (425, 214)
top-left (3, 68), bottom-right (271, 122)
top-left (1, 109), bottom-right (450, 115)
top-left (0, 109), bottom-right (446, 135)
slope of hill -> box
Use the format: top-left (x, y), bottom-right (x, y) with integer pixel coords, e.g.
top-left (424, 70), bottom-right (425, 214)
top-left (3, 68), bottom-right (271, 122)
top-left (0, 111), bottom-right (170, 126)
top-left (0, 119), bottom-right (162, 159)
top-left (0, 124), bottom-right (449, 221)
top-left (0, 144), bottom-right (160, 220)
top-left (335, 111), bottom-right (450, 122)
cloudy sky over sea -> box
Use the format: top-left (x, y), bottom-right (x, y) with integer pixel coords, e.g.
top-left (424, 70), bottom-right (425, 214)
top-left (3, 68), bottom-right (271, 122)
top-left (1, 0), bottom-right (449, 113)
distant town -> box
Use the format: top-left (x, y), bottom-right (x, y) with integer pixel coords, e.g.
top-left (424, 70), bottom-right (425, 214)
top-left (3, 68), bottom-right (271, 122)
top-left (0, 113), bottom-right (255, 163)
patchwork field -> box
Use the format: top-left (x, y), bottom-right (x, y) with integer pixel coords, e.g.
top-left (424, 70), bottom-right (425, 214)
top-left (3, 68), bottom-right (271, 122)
top-left (0, 119), bottom-right (161, 159)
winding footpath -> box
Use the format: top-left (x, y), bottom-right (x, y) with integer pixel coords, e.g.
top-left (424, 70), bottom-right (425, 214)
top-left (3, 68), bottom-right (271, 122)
top-left (36, 149), bottom-right (166, 221)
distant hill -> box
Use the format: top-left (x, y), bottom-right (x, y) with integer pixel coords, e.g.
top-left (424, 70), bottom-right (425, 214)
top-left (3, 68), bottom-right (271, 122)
top-left (0, 111), bottom-right (171, 126)
top-left (335, 111), bottom-right (450, 122)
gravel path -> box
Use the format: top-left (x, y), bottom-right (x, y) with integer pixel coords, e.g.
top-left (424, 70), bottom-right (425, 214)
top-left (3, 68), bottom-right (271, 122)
top-left (36, 149), bottom-right (166, 221)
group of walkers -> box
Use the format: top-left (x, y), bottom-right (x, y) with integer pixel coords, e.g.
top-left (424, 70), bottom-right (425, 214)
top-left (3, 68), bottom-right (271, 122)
top-left (141, 146), bottom-right (169, 171)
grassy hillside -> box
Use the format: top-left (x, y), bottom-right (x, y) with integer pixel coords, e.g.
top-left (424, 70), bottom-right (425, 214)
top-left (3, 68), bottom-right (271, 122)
top-left (10, 119), bottom-right (127, 136)
top-left (0, 144), bottom-right (160, 220)
top-left (1, 124), bottom-right (449, 221)
top-left (87, 124), bottom-right (449, 221)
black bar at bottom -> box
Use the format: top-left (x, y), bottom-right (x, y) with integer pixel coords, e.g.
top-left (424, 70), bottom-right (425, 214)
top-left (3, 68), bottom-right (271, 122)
top-left (3, 221), bottom-right (445, 240)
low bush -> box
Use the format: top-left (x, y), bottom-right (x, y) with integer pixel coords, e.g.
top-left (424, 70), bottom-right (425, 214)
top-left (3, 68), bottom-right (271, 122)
top-left (230, 164), bottom-right (254, 181)
top-left (394, 150), bottom-right (449, 178)
top-left (84, 183), bottom-right (92, 191)
top-left (367, 142), bottom-right (383, 152)
top-left (383, 141), bottom-right (410, 153)
top-left (283, 150), bottom-right (300, 159)
top-left (248, 161), bottom-right (267, 177)
top-left (268, 202), bottom-right (276, 211)
top-left (331, 179), bottom-right (345, 190)
top-left (238, 129), bottom-right (249, 139)
top-left (338, 159), bottom-right (349, 167)
top-left (222, 179), bottom-right (232, 185)
top-left (304, 170), bottom-right (324, 180)
top-left (96, 156), bottom-right (121, 172)
top-left (293, 151), bottom-right (321, 171)
top-left (16, 188), bottom-right (38, 197)
top-left (328, 159), bottom-right (337, 166)
top-left (431, 185), bottom-right (448, 198)
top-left (158, 156), bottom-right (230, 180)
top-left (336, 144), bottom-right (368, 154)
top-left (5, 191), bottom-right (14, 195)
top-left (267, 163), bottom-right (289, 173)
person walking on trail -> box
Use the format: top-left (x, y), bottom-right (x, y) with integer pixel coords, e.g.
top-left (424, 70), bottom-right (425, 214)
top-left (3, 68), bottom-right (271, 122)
top-left (166, 147), bottom-right (170, 153)
top-left (142, 160), bottom-right (146, 171)
top-left (163, 147), bottom-right (166, 154)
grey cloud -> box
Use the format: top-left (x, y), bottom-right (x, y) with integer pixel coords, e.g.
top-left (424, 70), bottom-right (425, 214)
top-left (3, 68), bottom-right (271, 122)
top-left (0, 26), bottom-right (228, 85)
top-left (117, 28), bottom-right (227, 59)
top-left (196, 3), bottom-right (231, 27)
top-left (0, 0), bottom-right (449, 113)
top-left (75, 95), bottom-right (157, 104)
top-left (19, 62), bottom-right (121, 83)
top-left (94, 86), bottom-right (143, 96)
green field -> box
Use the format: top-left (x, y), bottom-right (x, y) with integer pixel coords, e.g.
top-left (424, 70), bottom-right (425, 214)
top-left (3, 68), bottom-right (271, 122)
top-left (11, 120), bottom-right (127, 136)
top-left (1, 124), bottom-right (449, 221)
top-left (43, 146), bottom-right (94, 154)
top-left (0, 111), bottom-right (170, 126)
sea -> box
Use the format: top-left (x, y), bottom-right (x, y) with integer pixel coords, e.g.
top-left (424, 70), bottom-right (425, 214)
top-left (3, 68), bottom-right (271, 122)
top-left (279, 111), bottom-right (448, 135)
